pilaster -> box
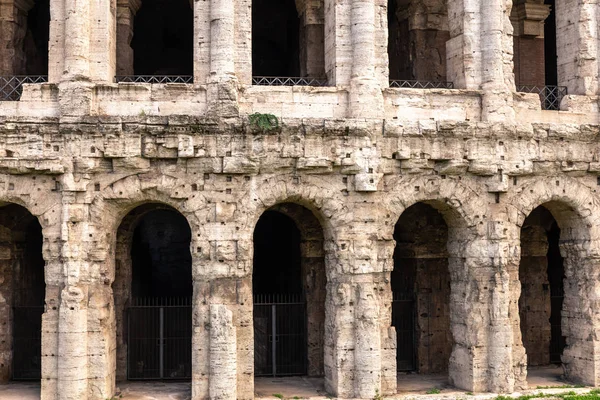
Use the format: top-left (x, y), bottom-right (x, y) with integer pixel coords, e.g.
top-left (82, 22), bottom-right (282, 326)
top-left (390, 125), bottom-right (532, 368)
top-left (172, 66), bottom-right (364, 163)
top-left (116, 0), bottom-right (141, 76)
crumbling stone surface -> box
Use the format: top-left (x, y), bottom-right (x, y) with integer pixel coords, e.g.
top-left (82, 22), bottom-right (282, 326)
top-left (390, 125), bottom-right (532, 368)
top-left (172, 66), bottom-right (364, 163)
top-left (0, 1), bottom-right (600, 400)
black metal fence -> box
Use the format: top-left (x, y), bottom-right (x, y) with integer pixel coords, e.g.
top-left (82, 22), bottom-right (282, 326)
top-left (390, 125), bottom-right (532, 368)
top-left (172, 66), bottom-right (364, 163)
top-left (389, 80), bottom-right (454, 89)
top-left (115, 76), bottom-right (194, 84)
top-left (127, 297), bottom-right (192, 380)
top-left (13, 306), bottom-right (44, 380)
top-left (252, 76), bottom-right (328, 87)
top-left (517, 85), bottom-right (567, 111)
top-left (392, 291), bottom-right (416, 372)
top-left (0, 76), bottom-right (47, 101)
top-left (254, 293), bottom-right (307, 376)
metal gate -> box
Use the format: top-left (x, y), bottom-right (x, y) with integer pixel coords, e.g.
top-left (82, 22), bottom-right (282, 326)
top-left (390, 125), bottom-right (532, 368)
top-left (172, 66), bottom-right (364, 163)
top-left (392, 291), bottom-right (416, 371)
top-left (12, 306), bottom-right (43, 380)
top-left (127, 297), bottom-right (192, 380)
top-left (254, 294), bottom-right (307, 376)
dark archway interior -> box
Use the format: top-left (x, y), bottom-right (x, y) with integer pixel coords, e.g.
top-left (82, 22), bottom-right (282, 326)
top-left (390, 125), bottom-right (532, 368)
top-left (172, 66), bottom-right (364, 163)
top-left (387, 0), bottom-right (449, 82)
top-left (253, 209), bottom-right (308, 377)
top-left (131, 209), bottom-right (192, 298)
top-left (544, 0), bottom-right (558, 86)
top-left (392, 203), bottom-right (452, 373)
top-left (252, 0), bottom-right (300, 77)
top-left (1, 205), bottom-right (45, 381)
top-left (519, 206), bottom-right (565, 367)
top-left (22, 0), bottom-right (50, 75)
top-left (126, 207), bottom-right (192, 380)
top-left (253, 210), bottom-right (302, 295)
top-left (131, 0), bottom-right (193, 76)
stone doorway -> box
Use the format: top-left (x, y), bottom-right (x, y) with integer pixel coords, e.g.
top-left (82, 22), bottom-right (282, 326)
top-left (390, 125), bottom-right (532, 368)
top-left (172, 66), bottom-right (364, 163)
top-left (0, 204), bottom-right (45, 384)
top-left (114, 204), bottom-right (193, 383)
top-left (392, 203), bottom-right (453, 390)
top-left (519, 206), bottom-right (566, 386)
top-left (252, 204), bottom-right (326, 380)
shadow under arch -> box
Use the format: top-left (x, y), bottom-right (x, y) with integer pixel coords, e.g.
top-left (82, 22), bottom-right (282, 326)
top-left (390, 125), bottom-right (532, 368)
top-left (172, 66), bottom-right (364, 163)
top-left (252, 201), bottom-right (326, 379)
top-left (113, 202), bottom-right (193, 383)
top-left (516, 199), bottom-right (596, 387)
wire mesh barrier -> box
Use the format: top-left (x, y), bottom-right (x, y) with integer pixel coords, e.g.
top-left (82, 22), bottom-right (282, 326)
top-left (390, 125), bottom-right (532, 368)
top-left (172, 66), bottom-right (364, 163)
top-left (389, 80), bottom-right (454, 89)
top-left (253, 293), bottom-right (307, 377)
top-left (13, 306), bottom-right (44, 380)
top-left (252, 76), bottom-right (328, 87)
top-left (517, 85), bottom-right (567, 111)
top-left (0, 76), bottom-right (47, 101)
top-left (115, 76), bottom-right (194, 84)
top-left (392, 291), bottom-right (416, 372)
top-left (127, 297), bottom-right (192, 380)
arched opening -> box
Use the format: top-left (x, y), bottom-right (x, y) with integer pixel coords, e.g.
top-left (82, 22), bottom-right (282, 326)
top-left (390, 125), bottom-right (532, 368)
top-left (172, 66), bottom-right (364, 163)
top-left (252, 0), bottom-right (325, 84)
top-left (113, 204), bottom-right (192, 385)
top-left (0, 0), bottom-right (49, 100)
top-left (253, 204), bottom-right (326, 393)
top-left (387, 0), bottom-right (450, 87)
top-left (0, 204), bottom-right (45, 385)
top-left (116, 0), bottom-right (193, 80)
top-left (512, 0), bottom-right (563, 109)
top-left (393, 203), bottom-right (452, 391)
top-left (519, 206), bottom-right (566, 386)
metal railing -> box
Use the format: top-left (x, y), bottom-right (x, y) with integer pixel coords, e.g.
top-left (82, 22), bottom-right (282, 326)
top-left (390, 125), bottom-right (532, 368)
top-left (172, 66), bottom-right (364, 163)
top-left (1, 76), bottom-right (47, 101)
top-left (252, 76), bottom-right (328, 87)
top-left (115, 75), bottom-right (194, 84)
top-left (517, 85), bottom-right (567, 111)
top-left (389, 80), bottom-right (454, 89)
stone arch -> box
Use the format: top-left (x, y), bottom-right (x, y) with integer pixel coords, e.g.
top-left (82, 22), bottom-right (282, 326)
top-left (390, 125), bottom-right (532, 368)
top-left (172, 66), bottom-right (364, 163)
top-left (507, 179), bottom-right (600, 387)
top-left (88, 174), bottom-right (206, 397)
top-left (383, 177), bottom-right (491, 392)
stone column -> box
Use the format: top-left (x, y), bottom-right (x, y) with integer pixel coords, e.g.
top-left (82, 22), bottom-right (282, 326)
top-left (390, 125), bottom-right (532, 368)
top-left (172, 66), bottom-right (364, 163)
top-left (348, 0), bottom-right (384, 118)
top-left (479, 0), bottom-right (515, 121)
top-left (297, 0), bottom-right (325, 78)
top-left (116, 0), bottom-right (141, 76)
top-left (324, 0), bottom-right (352, 85)
top-left (207, 0), bottom-right (239, 116)
top-left (557, 0), bottom-right (600, 95)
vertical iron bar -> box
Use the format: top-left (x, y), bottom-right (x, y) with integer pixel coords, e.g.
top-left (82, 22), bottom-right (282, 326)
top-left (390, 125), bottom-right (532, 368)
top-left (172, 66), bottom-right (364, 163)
top-left (271, 304), bottom-right (277, 377)
top-left (160, 306), bottom-right (164, 379)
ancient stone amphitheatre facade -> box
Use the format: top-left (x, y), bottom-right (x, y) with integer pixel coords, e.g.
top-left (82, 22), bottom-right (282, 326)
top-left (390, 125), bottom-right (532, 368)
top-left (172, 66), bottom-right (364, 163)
top-left (0, 0), bottom-right (600, 399)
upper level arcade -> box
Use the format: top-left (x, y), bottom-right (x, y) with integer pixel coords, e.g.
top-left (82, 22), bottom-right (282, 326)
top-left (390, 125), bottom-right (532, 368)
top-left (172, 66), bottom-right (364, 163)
top-left (0, 0), bottom-right (598, 124)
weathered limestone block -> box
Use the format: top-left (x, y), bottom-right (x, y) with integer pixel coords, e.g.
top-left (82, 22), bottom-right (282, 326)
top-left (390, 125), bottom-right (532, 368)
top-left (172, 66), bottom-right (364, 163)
top-left (209, 305), bottom-right (237, 400)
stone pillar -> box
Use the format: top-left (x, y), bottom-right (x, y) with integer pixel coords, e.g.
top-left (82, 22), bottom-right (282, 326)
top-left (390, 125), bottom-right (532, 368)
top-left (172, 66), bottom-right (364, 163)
top-left (234, 0), bottom-right (251, 85)
top-left (56, 188), bottom-right (90, 400)
top-left (348, 0), bottom-right (384, 118)
top-left (0, 0), bottom-right (34, 75)
top-left (116, 0), bottom-right (141, 76)
top-left (209, 305), bottom-right (237, 400)
top-left (354, 283), bottom-right (381, 398)
top-left (63, 0), bottom-right (90, 80)
top-left (297, 0), bottom-right (325, 78)
top-left (479, 0), bottom-right (515, 121)
top-left (207, 0), bottom-right (239, 117)
top-left (324, 0), bottom-right (352, 85)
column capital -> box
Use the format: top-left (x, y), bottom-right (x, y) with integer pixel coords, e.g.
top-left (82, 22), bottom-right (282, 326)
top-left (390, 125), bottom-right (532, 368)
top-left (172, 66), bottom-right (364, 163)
top-left (117, 0), bottom-right (141, 14)
top-left (510, 2), bottom-right (551, 37)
